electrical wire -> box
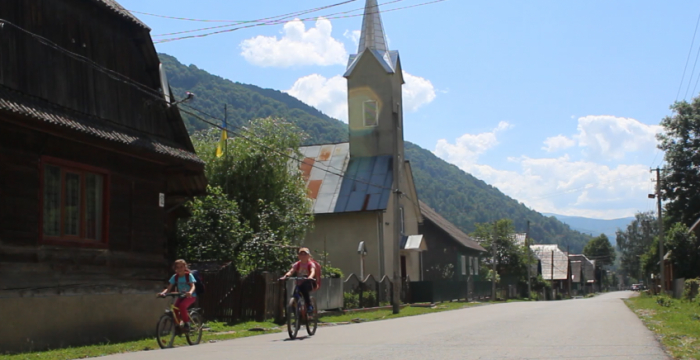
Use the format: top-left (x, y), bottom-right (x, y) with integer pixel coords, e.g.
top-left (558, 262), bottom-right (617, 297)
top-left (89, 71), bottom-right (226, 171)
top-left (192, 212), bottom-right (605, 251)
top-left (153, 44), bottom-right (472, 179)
top-left (154, 0), bottom-right (448, 44)
top-left (676, 7), bottom-right (700, 102)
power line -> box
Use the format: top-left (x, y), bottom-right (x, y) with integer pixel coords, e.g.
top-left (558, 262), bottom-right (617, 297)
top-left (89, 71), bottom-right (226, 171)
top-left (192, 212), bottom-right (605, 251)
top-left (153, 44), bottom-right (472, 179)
top-left (685, 37), bottom-right (700, 100)
top-left (676, 7), bottom-right (700, 102)
top-left (154, 0), bottom-right (448, 44)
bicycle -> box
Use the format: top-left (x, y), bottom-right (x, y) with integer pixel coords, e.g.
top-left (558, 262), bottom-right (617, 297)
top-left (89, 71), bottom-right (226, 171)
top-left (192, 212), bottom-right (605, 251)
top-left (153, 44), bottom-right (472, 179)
top-left (285, 277), bottom-right (317, 339)
top-left (155, 293), bottom-right (204, 349)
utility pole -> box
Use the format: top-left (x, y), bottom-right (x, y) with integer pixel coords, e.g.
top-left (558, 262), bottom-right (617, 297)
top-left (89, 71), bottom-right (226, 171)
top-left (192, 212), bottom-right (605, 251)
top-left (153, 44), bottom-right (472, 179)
top-left (652, 167), bottom-right (665, 294)
top-left (491, 222), bottom-right (497, 301)
top-left (551, 250), bottom-right (555, 294)
top-left (223, 104), bottom-right (229, 193)
top-left (526, 221), bottom-right (531, 299)
top-left (391, 110), bottom-right (402, 314)
top-left (567, 245), bottom-right (571, 297)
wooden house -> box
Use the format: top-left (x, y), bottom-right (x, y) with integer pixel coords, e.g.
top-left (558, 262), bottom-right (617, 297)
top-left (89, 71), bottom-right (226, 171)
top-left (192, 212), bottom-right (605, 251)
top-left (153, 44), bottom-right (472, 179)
top-left (0, 0), bottom-right (205, 352)
top-left (419, 201), bottom-right (485, 282)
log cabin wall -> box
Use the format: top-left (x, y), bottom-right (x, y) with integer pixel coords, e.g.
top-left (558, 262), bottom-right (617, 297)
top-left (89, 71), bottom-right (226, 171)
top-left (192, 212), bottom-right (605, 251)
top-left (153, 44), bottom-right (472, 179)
top-left (0, 0), bottom-right (180, 142)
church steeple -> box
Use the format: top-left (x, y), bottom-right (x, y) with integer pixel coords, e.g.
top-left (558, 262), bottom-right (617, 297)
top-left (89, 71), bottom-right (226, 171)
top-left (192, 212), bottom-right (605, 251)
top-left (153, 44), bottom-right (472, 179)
top-left (357, 0), bottom-right (388, 52)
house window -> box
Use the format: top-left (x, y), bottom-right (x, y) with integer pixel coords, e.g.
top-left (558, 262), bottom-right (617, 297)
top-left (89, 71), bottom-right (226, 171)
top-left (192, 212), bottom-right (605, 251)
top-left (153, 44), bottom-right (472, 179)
top-left (363, 100), bottom-right (379, 127)
top-left (472, 257), bottom-right (479, 276)
top-left (468, 257), bottom-right (474, 275)
top-left (461, 255), bottom-right (467, 276)
top-left (42, 157), bottom-right (108, 245)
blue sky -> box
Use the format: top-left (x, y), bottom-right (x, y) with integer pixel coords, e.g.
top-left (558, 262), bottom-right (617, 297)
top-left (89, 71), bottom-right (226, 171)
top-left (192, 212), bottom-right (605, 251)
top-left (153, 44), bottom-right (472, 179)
top-left (120, 0), bottom-right (699, 219)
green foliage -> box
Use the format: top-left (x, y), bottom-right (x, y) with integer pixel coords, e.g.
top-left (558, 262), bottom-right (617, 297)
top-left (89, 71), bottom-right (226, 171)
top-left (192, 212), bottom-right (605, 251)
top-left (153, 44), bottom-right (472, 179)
top-left (583, 234), bottom-right (616, 267)
top-left (657, 295), bottom-right (674, 307)
top-left (176, 185), bottom-right (250, 261)
top-left (184, 118), bottom-right (313, 274)
top-left (473, 219), bottom-right (529, 282)
top-left (658, 98), bottom-right (700, 225)
top-left (642, 222), bottom-right (700, 280)
top-left (683, 278), bottom-right (700, 302)
top-left (617, 211), bottom-right (657, 279)
top-left (344, 292), bottom-right (359, 309)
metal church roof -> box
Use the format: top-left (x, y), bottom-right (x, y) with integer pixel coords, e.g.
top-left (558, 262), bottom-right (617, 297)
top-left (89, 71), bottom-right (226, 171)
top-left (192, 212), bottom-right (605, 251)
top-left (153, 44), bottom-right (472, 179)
top-left (298, 143), bottom-right (393, 214)
top-left (358, 0), bottom-right (388, 52)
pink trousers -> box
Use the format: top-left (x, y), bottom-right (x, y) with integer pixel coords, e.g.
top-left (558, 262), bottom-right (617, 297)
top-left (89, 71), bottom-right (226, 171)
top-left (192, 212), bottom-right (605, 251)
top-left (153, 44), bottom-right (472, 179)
top-left (174, 297), bottom-right (196, 323)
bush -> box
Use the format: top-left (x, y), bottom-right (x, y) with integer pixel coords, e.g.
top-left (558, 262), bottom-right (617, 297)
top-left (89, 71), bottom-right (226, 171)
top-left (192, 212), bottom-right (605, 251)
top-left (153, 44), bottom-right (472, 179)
top-left (362, 291), bottom-right (377, 308)
top-left (555, 293), bottom-right (563, 300)
top-left (344, 292), bottom-right (359, 309)
top-left (683, 278), bottom-right (700, 302)
top-left (657, 295), bottom-right (673, 307)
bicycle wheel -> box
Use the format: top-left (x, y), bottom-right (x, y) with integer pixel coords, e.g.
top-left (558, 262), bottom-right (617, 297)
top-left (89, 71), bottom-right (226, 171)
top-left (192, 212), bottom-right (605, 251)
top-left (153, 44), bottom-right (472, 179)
top-left (186, 312), bottom-right (204, 345)
top-left (287, 297), bottom-right (300, 339)
top-left (305, 297), bottom-right (318, 336)
top-left (156, 314), bottom-right (176, 349)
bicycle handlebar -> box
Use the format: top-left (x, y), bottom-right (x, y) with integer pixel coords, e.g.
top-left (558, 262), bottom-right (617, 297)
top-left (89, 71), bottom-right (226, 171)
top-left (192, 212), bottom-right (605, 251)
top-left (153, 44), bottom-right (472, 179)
top-left (158, 292), bottom-right (187, 298)
top-left (284, 277), bottom-right (316, 281)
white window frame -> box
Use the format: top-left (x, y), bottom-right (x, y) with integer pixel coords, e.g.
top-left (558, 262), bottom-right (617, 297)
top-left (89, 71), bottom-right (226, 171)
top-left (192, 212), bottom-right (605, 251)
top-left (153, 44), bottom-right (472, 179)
top-left (363, 100), bottom-right (379, 127)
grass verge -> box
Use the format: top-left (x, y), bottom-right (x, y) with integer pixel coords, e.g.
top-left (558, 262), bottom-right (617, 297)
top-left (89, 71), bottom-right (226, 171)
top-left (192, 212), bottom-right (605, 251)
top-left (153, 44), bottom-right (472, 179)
top-left (320, 301), bottom-right (483, 324)
top-left (625, 293), bottom-right (700, 359)
top-left (0, 320), bottom-right (281, 360)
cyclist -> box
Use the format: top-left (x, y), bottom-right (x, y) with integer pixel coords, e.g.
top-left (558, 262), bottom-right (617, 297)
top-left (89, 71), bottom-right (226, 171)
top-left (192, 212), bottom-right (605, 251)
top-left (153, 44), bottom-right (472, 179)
top-left (280, 247), bottom-right (316, 313)
top-left (158, 259), bottom-right (197, 331)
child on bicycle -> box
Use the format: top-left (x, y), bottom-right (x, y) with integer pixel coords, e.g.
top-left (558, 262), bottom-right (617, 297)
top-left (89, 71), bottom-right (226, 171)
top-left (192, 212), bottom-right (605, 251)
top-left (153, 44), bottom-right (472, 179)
top-left (159, 259), bottom-right (197, 330)
top-left (280, 247), bottom-right (316, 312)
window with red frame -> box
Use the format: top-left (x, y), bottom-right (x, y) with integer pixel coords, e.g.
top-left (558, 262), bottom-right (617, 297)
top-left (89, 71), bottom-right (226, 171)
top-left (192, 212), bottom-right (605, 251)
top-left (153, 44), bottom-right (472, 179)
top-left (42, 162), bottom-right (107, 242)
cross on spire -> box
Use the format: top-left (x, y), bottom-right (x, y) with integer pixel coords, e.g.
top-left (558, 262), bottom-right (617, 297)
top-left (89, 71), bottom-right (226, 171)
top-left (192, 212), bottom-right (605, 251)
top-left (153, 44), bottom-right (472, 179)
top-left (357, 0), bottom-right (388, 53)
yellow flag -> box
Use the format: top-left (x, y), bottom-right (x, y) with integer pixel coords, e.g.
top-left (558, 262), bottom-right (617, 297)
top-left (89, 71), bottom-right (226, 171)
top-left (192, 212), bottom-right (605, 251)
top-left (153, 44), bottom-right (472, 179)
top-left (215, 129), bottom-right (227, 158)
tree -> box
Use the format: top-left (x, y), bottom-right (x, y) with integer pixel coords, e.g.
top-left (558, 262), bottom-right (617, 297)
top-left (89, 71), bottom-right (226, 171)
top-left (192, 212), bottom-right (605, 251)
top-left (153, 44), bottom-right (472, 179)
top-left (642, 222), bottom-right (700, 279)
top-left (183, 118), bottom-right (314, 273)
top-left (177, 186), bottom-right (250, 262)
top-left (657, 98), bottom-right (700, 225)
top-left (473, 219), bottom-right (529, 282)
top-left (583, 234), bottom-right (616, 267)
top-left (616, 211), bottom-right (657, 280)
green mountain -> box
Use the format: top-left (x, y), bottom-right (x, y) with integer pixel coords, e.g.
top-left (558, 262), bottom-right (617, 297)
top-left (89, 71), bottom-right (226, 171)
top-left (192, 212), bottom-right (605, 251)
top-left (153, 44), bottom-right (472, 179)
top-left (160, 54), bottom-right (593, 253)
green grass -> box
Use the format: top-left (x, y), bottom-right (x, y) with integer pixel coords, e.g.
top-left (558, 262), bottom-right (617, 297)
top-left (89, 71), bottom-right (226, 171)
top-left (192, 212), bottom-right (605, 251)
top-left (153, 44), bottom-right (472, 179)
top-left (0, 320), bottom-right (281, 360)
top-left (319, 301), bottom-right (482, 324)
top-left (626, 293), bottom-right (700, 359)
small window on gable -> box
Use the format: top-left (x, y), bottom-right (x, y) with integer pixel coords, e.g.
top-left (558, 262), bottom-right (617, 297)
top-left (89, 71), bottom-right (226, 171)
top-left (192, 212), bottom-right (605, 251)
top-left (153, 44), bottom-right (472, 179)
top-left (363, 100), bottom-right (379, 127)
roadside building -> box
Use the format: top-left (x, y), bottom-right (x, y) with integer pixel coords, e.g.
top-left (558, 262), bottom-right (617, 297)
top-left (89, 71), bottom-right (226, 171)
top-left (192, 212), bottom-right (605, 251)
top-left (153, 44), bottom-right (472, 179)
top-left (0, 0), bottom-right (205, 352)
top-left (531, 244), bottom-right (571, 296)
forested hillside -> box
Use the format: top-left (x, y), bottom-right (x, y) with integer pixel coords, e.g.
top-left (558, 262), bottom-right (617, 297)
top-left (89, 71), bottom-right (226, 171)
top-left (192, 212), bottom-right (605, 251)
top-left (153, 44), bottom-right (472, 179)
top-left (161, 54), bottom-right (592, 253)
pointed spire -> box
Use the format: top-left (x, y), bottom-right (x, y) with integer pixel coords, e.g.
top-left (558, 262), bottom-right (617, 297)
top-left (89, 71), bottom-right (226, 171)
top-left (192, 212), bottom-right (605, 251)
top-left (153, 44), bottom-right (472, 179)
top-left (357, 0), bottom-right (388, 53)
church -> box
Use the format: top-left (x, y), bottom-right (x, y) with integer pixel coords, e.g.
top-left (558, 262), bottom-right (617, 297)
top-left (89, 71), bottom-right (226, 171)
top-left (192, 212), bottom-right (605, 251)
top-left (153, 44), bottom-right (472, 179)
top-left (297, 0), bottom-right (426, 282)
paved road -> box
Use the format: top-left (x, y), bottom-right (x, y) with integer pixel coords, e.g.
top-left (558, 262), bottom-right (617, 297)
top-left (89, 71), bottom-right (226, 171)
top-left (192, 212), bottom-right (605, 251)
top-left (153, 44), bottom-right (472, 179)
top-left (106, 291), bottom-right (668, 360)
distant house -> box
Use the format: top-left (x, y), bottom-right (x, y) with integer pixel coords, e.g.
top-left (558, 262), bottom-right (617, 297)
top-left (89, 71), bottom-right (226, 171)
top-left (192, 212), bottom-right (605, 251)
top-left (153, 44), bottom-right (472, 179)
top-left (569, 254), bottom-right (596, 293)
top-left (297, 0), bottom-right (424, 282)
top-left (0, 0), bottom-right (205, 352)
top-left (419, 201), bottom-right (486, 282)
top-left (531, 245), bottom-right (571, 294)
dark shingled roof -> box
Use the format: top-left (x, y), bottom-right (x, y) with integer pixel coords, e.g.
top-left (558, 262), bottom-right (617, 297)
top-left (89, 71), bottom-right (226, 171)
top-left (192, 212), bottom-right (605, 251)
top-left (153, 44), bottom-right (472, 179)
top-left (92, 0), bottom-right (150, 30)
top-left (419, 201), bottom-right (486, 252)
top-left (0, 85), bottom-right (202, 164)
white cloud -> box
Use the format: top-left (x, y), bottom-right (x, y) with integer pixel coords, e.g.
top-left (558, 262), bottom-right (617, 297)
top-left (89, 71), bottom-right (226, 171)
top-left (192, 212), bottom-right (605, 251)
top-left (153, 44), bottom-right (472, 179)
top-left (434, 121), bottom-right (513, 169)
top-left (542, 135), bottom-right (575, 152)
top-left (434, 120), bottom-right (657, 219)
top-left (240, 17), bottom-right (347, 67)
top-left (284, 71), bottom-right (437, 122)
top-left (285, 74), bottom-right (347, 121)
top-left (402, 72), bottom-right (437, 112)
top-left (574, 115), bottom-right (661, 160)
top-left (343, 29), bottom-right (361, 48)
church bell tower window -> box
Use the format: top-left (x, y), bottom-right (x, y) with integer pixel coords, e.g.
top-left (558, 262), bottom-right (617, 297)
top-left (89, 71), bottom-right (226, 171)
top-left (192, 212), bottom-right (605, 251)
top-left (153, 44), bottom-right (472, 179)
top-left (363, 100), bottom-right (379, 127)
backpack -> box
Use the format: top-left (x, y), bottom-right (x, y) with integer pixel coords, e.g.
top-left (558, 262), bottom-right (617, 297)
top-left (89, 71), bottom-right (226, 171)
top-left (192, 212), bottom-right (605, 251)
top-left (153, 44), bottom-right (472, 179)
top-left (311, 260), bottom-right (322, 290)
top-left (175, 270), bottom-right (206, 296)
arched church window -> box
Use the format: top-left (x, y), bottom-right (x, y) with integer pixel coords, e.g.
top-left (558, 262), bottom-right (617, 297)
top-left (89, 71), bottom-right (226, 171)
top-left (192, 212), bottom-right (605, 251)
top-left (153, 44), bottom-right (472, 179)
top-left (363, 100), bottom-right (379, 127)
